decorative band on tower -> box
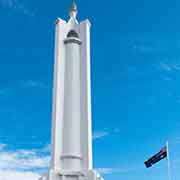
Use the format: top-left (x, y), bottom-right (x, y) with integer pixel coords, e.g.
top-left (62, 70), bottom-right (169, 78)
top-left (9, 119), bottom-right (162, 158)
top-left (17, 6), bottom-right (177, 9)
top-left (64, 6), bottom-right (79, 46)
top-left (64, 37), bottom-right (82, 45)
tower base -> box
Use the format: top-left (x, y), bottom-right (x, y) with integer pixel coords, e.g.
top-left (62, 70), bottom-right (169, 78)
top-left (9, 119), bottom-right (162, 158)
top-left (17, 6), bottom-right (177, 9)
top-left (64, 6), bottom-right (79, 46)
top-left (39, 169), bottom-right (103, 180)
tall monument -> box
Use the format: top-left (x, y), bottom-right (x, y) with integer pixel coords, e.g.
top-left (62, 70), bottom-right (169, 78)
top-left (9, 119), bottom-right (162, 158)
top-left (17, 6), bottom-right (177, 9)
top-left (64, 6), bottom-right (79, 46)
top-left (39, 2), bottom-right (103, 180)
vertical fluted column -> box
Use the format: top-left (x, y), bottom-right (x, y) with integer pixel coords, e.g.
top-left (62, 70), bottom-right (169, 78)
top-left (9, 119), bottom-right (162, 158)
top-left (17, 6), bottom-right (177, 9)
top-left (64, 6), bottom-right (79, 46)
top-left (61, 36), bottom-right (82, 172)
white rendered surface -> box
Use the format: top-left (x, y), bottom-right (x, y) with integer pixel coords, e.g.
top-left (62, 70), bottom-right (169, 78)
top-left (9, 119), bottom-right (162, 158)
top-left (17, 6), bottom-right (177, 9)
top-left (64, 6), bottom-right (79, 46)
top-left (40, 4), bottom-right (103, 180)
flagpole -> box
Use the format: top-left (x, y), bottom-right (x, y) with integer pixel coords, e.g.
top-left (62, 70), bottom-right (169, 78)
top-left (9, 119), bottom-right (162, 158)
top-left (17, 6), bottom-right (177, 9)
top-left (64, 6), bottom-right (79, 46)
top-left (166, 141), bottom-right (172, 180)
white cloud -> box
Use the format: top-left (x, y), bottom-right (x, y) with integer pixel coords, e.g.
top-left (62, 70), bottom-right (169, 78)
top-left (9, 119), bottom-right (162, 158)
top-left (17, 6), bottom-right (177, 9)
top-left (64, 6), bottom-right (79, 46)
top-left (0, 143), bottom-right (49, 180)
top-left (0, 143), bottom-right (141, 180)
top-left (0, 170), bottom-right (40, 180)
top-left (0, 148), bottom-right (50, 171)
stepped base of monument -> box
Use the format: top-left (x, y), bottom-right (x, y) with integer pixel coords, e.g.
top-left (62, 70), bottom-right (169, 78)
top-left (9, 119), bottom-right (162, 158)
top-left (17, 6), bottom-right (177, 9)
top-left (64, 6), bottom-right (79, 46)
top-left (39, 169), bottom-right (103, 180)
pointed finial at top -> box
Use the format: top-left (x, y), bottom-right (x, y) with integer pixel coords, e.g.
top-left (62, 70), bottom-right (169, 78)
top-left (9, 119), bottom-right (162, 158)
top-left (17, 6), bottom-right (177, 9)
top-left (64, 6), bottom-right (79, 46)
top-left (69, 1), bottom-right (78, 19)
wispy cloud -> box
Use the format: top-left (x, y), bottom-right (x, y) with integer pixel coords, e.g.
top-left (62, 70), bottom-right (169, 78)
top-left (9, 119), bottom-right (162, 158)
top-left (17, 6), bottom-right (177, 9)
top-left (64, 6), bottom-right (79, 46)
top-left (160, 76), bottom-right (173, 81)
top-left (96, 166), bottom-right (143, 175)
top-left (93, 131), bottom-right (109, 140)
top-left (0, 143), bottom-right (49, 180)
top-left (93, 128), bottom-right (120, 140)
top-left (159, 61), bottom-right (180, 72)
top-left (0, 143), bottom-right (143, 179)
top-left (0, 0), bottom-right (34, 16)
top-left (0, 170), bottom-right (39, 180)
top-left (159, 62), bottom-right (172, 72)
top-left (0, 145), bottom-right (50, 171)
top-left (22, 80), bottom-right (49, 89)
top-left (173, 64), bottom-right (180, 70)
top-left (133, 44), bottom-right (154, 53)
top-left (131, 36), bottom-right (180, 55)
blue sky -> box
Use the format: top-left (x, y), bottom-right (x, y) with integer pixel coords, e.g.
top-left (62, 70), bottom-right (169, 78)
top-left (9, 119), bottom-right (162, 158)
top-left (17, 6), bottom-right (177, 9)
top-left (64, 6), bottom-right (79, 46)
top-left (0, 0), bottom-right (180, 179)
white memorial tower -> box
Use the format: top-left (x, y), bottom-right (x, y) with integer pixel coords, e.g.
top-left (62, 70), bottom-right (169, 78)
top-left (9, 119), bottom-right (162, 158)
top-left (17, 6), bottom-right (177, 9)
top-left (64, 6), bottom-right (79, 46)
top-left (39, 2), bottom-right (103, 180)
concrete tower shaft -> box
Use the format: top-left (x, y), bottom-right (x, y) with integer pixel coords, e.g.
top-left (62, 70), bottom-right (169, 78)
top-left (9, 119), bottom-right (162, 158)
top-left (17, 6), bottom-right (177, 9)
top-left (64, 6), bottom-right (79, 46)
top-left (39, 2), bottom-right (103, 180)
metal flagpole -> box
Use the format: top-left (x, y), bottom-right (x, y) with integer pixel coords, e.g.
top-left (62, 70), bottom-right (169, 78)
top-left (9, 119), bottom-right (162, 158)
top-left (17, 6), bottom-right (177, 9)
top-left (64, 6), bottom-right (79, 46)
top-left (166, 141), bottom-right (172, 180)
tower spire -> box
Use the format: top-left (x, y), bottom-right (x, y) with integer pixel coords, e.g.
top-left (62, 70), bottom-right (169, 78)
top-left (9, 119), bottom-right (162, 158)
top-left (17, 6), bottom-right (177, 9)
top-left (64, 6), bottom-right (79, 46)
top-left (69, 1), bottom-right (78, 20)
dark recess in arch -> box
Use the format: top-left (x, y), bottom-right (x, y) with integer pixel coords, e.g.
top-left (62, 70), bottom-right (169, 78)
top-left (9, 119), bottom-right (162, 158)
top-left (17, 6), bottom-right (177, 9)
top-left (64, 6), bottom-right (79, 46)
top-left (67, 30), bottom-right (79, 38)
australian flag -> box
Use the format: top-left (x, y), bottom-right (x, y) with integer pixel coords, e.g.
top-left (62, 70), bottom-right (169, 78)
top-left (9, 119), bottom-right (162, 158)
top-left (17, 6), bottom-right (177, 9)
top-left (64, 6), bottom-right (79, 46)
top-left (144, 146), bottom-right (167, 168)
